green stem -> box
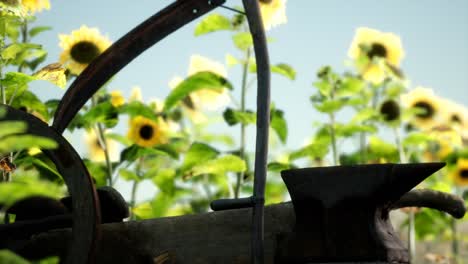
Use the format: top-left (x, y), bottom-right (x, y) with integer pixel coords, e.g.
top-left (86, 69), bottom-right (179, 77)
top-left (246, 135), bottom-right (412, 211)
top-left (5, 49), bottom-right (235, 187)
top-left (129, 158), bottom-right (142, 220)
top-left (329, 112), bottom-right (339, 166)
top-left (91, 96), bottom-right (114, 186)
top-left (17, 22), bottom-right (28, 73)
top-left (451, 217), bottom-right (459, 263)
top-left (234, 48), bottom-right (251, 198)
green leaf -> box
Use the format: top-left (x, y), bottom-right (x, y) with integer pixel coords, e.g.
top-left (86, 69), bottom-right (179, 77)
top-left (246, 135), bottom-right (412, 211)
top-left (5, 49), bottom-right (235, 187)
top-left (0, 250), bottom-right (29, 264)
top-left (194, 13), bottom-right (232, 36)
top-left (1, 43), bottom-right (41, 60)
top-left (163, 72), bottom-right (232, 111)
top-left (181, 142), bottom-right (219, 174)
top-left (119, 101), bottom-right (158, 119)
top-left (120, 144), bottom-right (171, 163)
top-left (313, 99), bottom-right (345, 113)
top-left (267, 162), bottom-right (290, 172)
top-left (403, 132), bottom-right (433, 147)
top-left (152, 168), bottom-right (176, 195)
top-left (225, 53), bottom-right (239, 67)
top-left (0, 121), bottom-right (27, 138)
top-left (0, 71), bottom-right (35, 87)
top-left (368, 136), bottom-right (398, 157)
top-left (151, 192), bottom-right (175, 218)
top-left (119, 168), bottom-right (140, 182)
top-left (0, 134), bottom-right (57, 152)
top-left (191, 155), bottom-right (246, 177)
top-left (106, 132), bottom-right (132, 146)
top-left (313, 80), bottom-right (332, 97)
top-left (223, 108), bottom-right (256, 126)
top-left (232, 32), bottom-right (253, 51)
top-left (28, 26), bottom-right (52, 37)
top-left (335, 123), bottom-right (377, 138)
top-left (271, 109), bottom-right (287, 143)
top-left (336, 76), bottom-right (364, 97)
top-left (132, 202), bottom-right (154, 220)
top-left (351, 108), bottom-right (379, 123)
top-left (385, 81), bottom-right (406, 98)
top-left (271, 63), bottom-right (296, 80)
top-left (81, 101), bottom-right (118, 128)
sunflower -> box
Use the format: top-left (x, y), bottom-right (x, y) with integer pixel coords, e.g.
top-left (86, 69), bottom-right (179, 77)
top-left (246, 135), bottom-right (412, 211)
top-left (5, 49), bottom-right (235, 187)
top-left (348, 27), bottom-right (405, 84)
top-left (440, 99), bottom-right (468, 129)
top-left (59, 25), bottom-right (112, 75)
top-left (84, 129), bottom-right (118, 162)
top-left (187, 54), bottom-right (230, 111)
top-left (127, 116), bottom-right (167, 148)
top-left (449, 158), bottom-right (468, 186)
top-left (425, 126), bottom-right (462, 161)
top-left (379, 99), bottom-right (401, 122)
top-left (109, 90), bottom-right (125, 107)
top-left (401, 86), bottom-right (442, 131)
top-left (21, 0), bottom-right (50, 14)
top-left (258, 0), bottom-right (287, 31)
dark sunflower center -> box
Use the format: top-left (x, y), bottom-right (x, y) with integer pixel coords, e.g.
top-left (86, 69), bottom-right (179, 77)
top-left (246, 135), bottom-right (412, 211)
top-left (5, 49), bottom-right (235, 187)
top-left (413, 101), bottom-right (434, 119)
top-left (460, 169), bottom-right (468, 179)
top-left (380, 99), bottom-right (400, 121)
top-left (367, 43), bottom-right (387, 59)
top-left (258, 0), bottom-right (273, 3)
top-left (70, 41), bottom-right (101, 64)
top-left (451, 114), bottom-right (462, 124)
top-left (139, 125), bottom-right (154, 140)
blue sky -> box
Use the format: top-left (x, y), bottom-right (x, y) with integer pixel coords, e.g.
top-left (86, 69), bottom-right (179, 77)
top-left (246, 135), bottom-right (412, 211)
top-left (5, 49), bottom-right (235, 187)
top-left (31, 0), bottom-right (468, 200)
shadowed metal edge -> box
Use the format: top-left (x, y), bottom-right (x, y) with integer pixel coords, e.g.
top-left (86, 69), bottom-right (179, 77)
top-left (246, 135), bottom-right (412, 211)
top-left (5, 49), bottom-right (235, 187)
top-left (0, 105), bottom-right (101, 264)
top-left (242, 0), bottom-right (271, 263)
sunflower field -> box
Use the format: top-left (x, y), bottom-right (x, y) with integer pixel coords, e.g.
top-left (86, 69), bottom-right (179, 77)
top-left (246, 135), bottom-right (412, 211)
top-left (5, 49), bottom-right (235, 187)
top-left (0, 0), bottom-right (467, 263)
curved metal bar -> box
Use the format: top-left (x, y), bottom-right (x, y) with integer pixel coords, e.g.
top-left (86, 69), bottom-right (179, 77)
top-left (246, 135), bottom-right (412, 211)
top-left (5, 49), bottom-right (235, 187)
top-left (242, 1), bottom-right (271, 263)
top-left (0, 105), bottom-right (100, 264)
top-left (52, 0), bottom-right (225, 134)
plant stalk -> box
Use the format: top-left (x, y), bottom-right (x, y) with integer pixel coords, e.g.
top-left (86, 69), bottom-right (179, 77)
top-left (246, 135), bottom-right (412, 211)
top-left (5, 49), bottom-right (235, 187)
top-left (234, 48), bottom-right (251, 198)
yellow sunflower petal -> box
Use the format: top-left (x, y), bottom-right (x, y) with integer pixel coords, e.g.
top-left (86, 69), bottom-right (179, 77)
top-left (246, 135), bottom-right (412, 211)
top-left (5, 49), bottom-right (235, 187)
top-left (450, 158), bottom-right (468, 186)
top-left (21, 0), bottom-right (49, 14)
top-left (127, 116), bottom-right (167, 148)
top-left (258, 0), bottom-right (287, 31)
top-left (84, 129), bottom-right (118, 162)
top-left (110, 90), bottom-right (125, 107)
top-left (401, 86), bottom-right (443, 131)
top-left (58, 25), bottom-right (112, 75)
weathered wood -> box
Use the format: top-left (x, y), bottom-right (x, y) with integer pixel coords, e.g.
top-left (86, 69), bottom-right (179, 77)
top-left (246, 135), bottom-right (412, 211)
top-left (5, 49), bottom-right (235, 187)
top-left (12, 188), bottom-right (466, 263)
top-left (19, 203), bottom-right (295, 263)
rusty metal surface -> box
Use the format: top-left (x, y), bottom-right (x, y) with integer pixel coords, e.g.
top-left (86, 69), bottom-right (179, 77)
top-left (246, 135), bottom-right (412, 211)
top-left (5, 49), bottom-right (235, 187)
top-left (277, 163), bottom-right (446, 263)
top-left (242, 1), bottom-right (271, 263)
top-left (52, 0), bottom-right (225, 134)
top-left (0, 105), bottom-right (101, 264)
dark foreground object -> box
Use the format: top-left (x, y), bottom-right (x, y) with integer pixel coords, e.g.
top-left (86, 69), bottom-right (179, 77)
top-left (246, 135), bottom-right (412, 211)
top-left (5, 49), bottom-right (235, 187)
top-left (277, 162), bottom-right (453, 263)
top-left (2, 163), bottom-right (465, 264)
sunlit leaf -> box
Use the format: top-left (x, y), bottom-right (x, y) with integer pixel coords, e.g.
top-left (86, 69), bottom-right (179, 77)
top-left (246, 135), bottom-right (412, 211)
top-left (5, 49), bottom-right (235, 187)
top-left (267, 162), bottom-right (290, 172)
top-left (271, 63), bottom-right (296, 80)
top-left (119, 168), bottom-right (140, 182)
top-left (0, 71), bottom-right (35, 87)
top-left (225, 53), bottom-right (239, 67)
top-left (313, 99), bottom-right (345, 113)
top-left (164, 72), bottom-right (233, 111)
top-left (0, 121), bottom-right (26, 138)
top-left (194, 13), bottom-right (232, 36)
top-left (232, 32), bottom-right (253, 51)
top-left (0, 250), bottom-right (29, 264)
top-left (271, 109), bottom-right (287, 143)
top-left (33, 63), bottom-right (67, 88)
top-left (28, 26), bottom-right (52, 37)
top-left (120, 144), bottom-right (171, 163)
top-left (1, 43), bottom-right (41, 60)
top-left (152, 168), bottom-right (176, 195)
top-left (0, 134), bottom-right (57, 152)
top-left (0, 175), bottom-right (64, 206)
top-left (191, 155), bottom-right (246, 177)
top-left (368, 136), bottom-right (398, 157)
top-left (119, 101), bottom-right (158, 120)
top-left (223, 108), bottom-right (256, 126)
top-left (181, 142), bottom-right (219, 174)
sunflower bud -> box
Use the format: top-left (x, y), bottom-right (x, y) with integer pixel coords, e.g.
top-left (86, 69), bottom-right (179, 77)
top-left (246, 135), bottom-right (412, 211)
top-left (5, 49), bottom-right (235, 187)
top-left (379, 99), bottom-right (400, 122)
